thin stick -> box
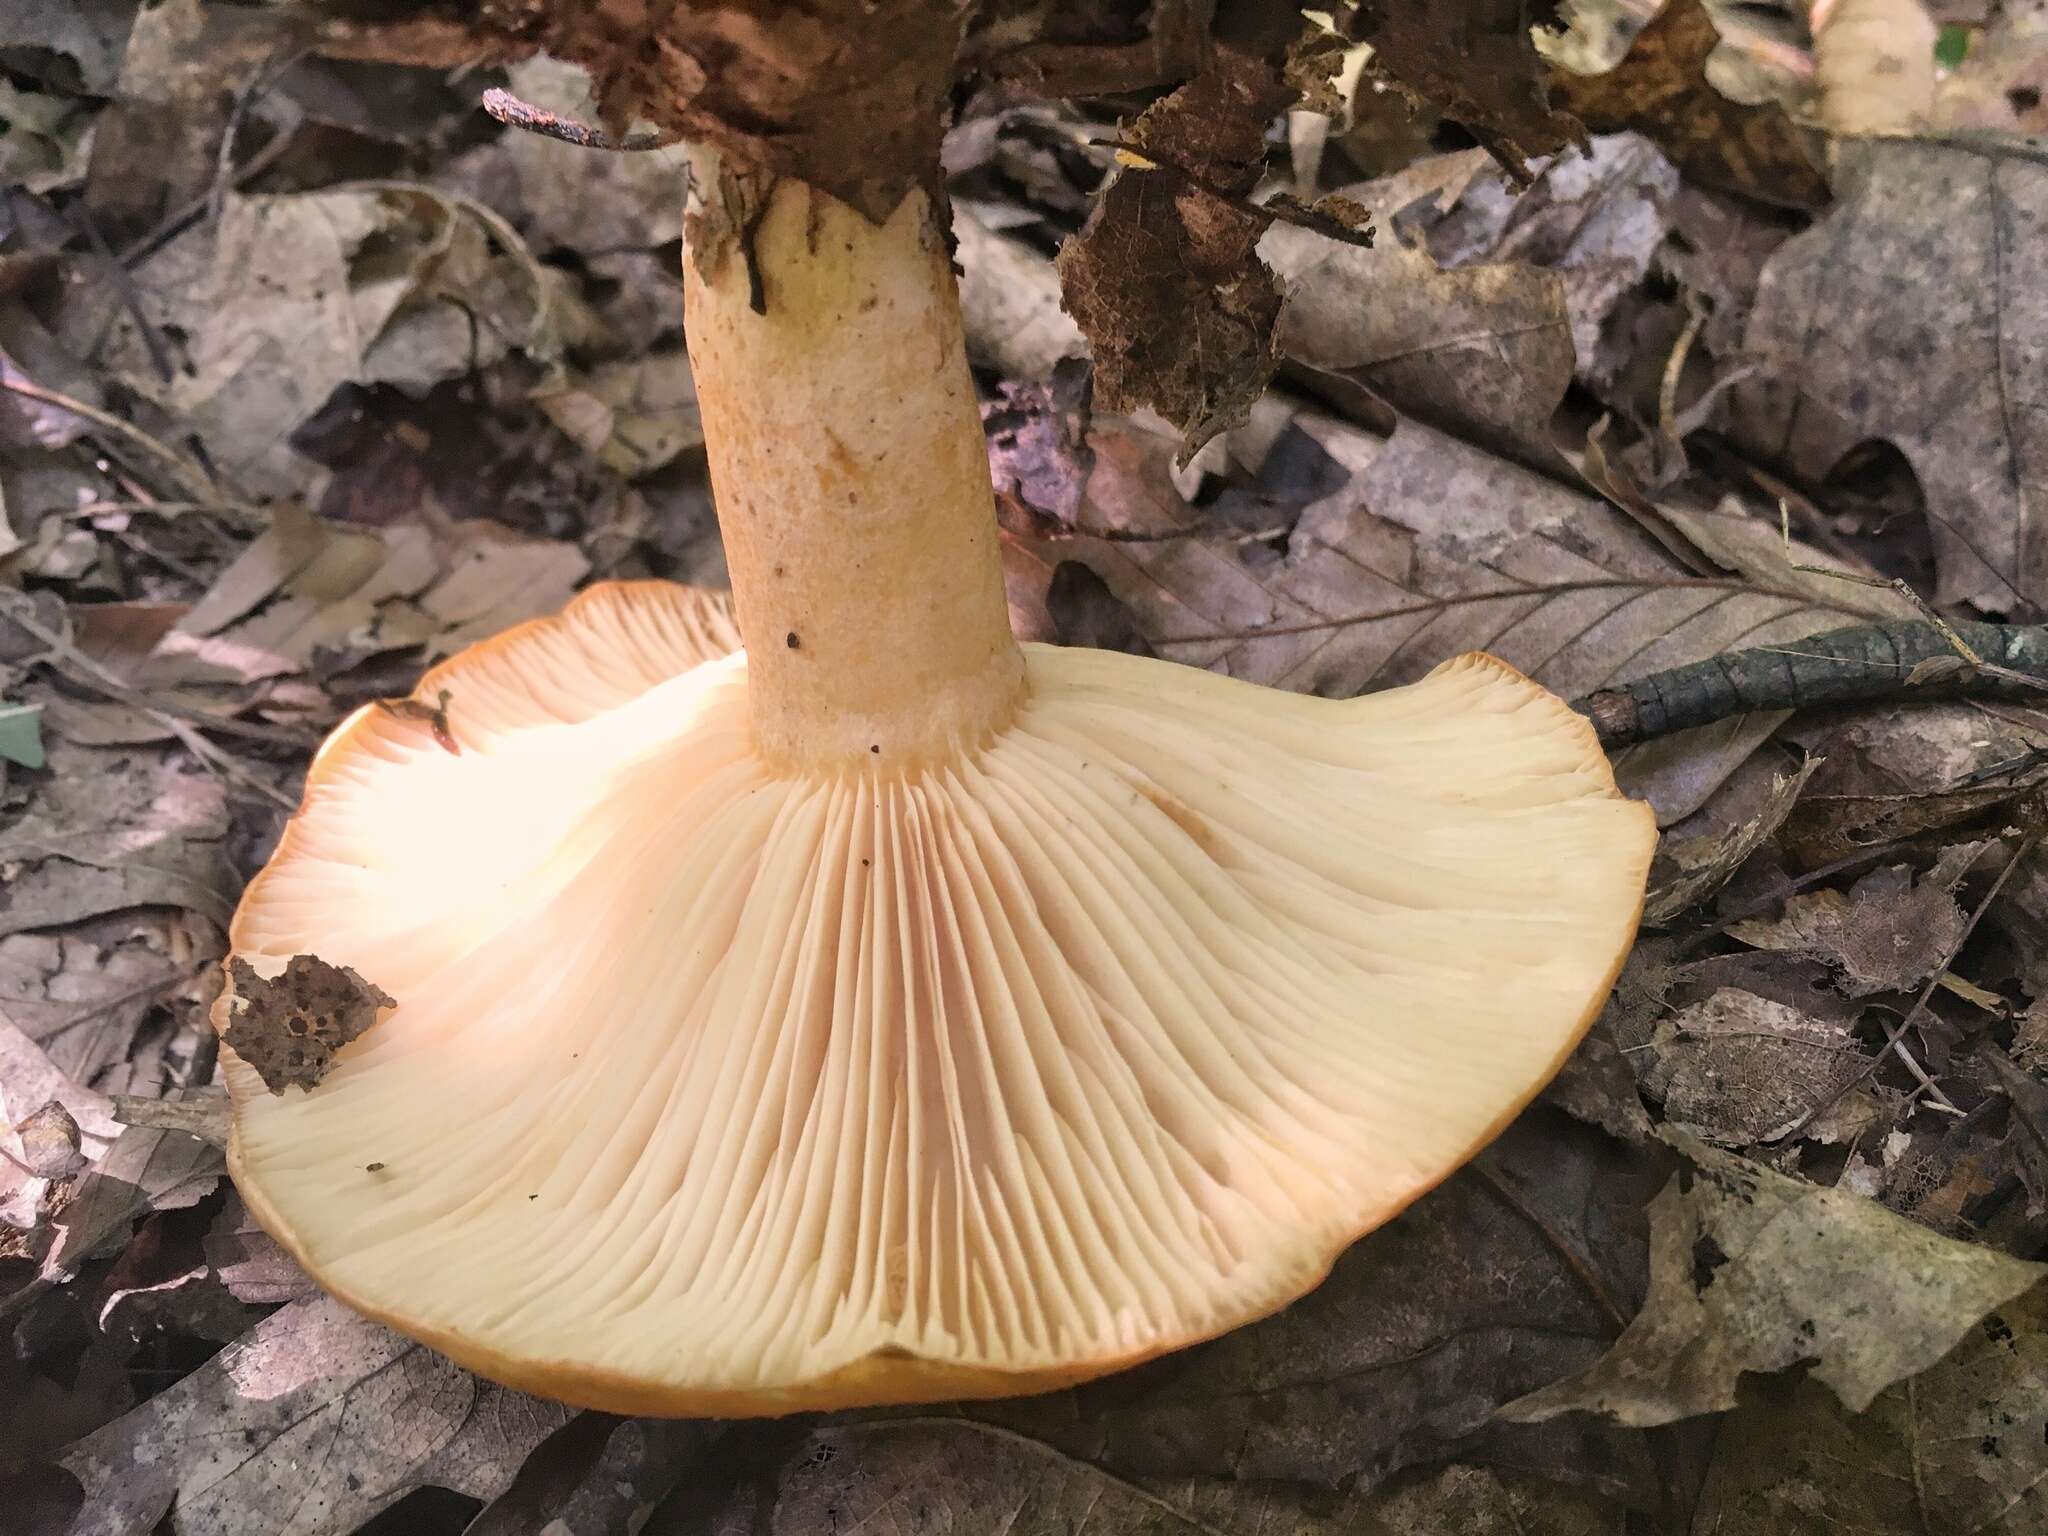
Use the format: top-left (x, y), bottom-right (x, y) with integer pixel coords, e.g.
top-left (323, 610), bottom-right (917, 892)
top-left (0, 377), bottom-right (216, 502)
top-left (5, 608), bottom-right (301, 806)
top-left (1657, 295), bottom-right (1707, 456)
top-left (481, 88), bottom-right (683, 152)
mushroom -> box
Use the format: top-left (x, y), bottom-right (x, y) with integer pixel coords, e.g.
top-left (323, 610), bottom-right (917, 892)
top-left (218, 155), bottom-right (1654, 1415)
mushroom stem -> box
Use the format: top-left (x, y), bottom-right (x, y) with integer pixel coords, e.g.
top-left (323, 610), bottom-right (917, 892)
top-left (682, 153), bottom-right (1024, 771)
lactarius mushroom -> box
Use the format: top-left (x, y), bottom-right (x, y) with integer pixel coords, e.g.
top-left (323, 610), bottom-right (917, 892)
top-left (218, 156), bottom-right (1654, 1413)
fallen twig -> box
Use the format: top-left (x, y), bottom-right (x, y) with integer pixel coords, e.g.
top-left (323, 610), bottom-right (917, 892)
top-left (0, 376), bottom-right (218, 503)
top-left (1575, 619), bottom-right (2048, 749)
top-left (481, 87), bottom-right (684, 152)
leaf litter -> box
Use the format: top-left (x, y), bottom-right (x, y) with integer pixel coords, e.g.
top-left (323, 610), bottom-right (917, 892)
top-left (6, 6), bottom-right (2048, 1534)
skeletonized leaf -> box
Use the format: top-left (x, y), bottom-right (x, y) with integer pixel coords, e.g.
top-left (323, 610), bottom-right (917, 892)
top-left (1641, 988), bottom-right (1876, 1146)
top-left (1727, 842), bottom-right (1987, 996)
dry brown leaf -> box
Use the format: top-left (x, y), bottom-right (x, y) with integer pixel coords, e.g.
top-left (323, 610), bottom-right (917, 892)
top-left (1503, 1133), bottom-right (2048, 1425)
top-left (1056, 36), bottom-right (1297, 451)
top-left (1350, 0), bottom-right (1584, 172)
top-left (219, 954), bottom-right (395, 1095)
top-left (79, 0), bottom-right (290, 241)
top-left (1974, 1044), bottom-right (2048, 1218)
top-left (1550, 0), bottom-right (1828, 207)
top-left (141, 502), bottom-right (591, 685)
top-left (1734, 136), bottom-right (2048, 615)
top-left (1780, 700), bottom-right (2048, 864)
top-left (533, 352), bottom-right (702, 479)
top-left (10, 1100), bottom-right (85, 1180)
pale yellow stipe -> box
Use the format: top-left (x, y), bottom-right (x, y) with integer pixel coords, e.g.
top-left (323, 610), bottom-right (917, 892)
top-left (222, 582), bottom-right (1655, 1416)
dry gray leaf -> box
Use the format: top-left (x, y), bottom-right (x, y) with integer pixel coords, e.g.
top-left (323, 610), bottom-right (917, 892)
top-left (1502, 1134), bottom-right (2047, 1426)
top-left (61, 1295), bottom-right (574, 1536)
top-left (1641, 987), bottom-right (1876, 1146)
top-left (695, 1422), bottom-right (1625, 1535)
top-left (954, 202), bottom-right (1084, 381)
top-left (533, 352), bottom-right (704, 479)
top-left (42, 1122), bottom-right (222, 1289)
top-left (1643, 757), bottom-right (1820, 925)
top-left (0, 735), bottom-right (236, 942)
top-left (202, 1192), bottom-right (318, 1306)
top-left (0, 921), bottom-right (206, 1091)
top-left (465, 1419), bottom-right (722, 1536)
top-left (1733, 136), bottom-right (2048, 614)
top-left (77, 178), bottom-right (557, 499)
top-left (1, 0), bottom-right (139, 96)
top-left (1268, 206), bottom-right (1574, 469)
top-left (1693, 1286), bottom-right (2048, 1534)
top-left (1728, 843), bottom-right (1987, 995)
top-left (0, 1016), bottom-right (119, 1227)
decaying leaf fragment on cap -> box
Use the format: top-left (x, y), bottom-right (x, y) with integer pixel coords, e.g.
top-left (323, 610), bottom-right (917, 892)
top-left (220, 955), bottom-right (396, 1095)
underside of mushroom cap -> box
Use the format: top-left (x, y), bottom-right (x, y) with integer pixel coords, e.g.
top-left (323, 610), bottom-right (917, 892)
top-left (221, 581), bottom-right (1655, 1416)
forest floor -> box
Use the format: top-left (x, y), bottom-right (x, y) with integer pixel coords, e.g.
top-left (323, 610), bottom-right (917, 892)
top-left (6, 2), bottom-right (2048, 1533)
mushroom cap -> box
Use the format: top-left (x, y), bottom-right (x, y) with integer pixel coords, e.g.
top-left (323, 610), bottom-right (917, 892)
top-left (221, 581), bottom-right (1654, 1415)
